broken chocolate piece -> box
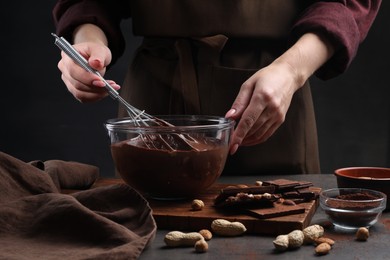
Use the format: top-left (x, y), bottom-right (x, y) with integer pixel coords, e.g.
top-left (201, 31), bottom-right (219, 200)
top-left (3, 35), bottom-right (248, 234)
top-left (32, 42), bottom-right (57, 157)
top-left (282, 191), bottom-right (300, 198)
top-left (214, 185), bottom-right (275, 205)
top-left (281, 190), bottom-right (318, 203)
top-left (263, 179), bottom-right (300, 188)
top-left (246, 204), bottom-right (305, 219)
top-left (297, 189), bottom-right (318, 200)
top-left (263, 179), bottom-right (313, 192)
top-left (214, 179), bottom-right (317, 209)
top-left (215, 192), bottom-right (278, 208)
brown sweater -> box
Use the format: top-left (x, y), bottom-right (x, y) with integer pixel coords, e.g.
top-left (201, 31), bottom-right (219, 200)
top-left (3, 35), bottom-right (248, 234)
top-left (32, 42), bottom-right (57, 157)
top-left (53, 0), bottom-right (381, 79)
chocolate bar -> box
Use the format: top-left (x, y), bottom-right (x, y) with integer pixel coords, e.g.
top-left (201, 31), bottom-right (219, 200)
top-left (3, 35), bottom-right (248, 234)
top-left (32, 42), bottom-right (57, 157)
top-left (214, 185), bottom-right (276, 206)
top-left (262, 179), bottom-right (313, 192)
top-left (215, 191), bottom-right (279, 208)
top-left (214, 179), bottom-right (315, 208)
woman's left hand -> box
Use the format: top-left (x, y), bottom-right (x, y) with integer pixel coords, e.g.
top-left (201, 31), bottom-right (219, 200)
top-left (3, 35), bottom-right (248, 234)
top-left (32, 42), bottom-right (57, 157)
top-left (225, 61), bottom-right (300, 154)
top-left (225, 32), bottom-right (335, 155)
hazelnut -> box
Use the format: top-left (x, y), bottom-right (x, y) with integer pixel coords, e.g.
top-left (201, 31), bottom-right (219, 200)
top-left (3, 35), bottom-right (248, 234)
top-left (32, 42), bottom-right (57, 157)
top-left (356, 227), bottom-right (369, 241)
top-left (191, 199), bottom-right (204, 211)
top-left (199, 229), bottom-right (212, 240)
top-left (194, 239), bottom-right (208, 253)
top-left (255, 181), bottom-right (263, 186)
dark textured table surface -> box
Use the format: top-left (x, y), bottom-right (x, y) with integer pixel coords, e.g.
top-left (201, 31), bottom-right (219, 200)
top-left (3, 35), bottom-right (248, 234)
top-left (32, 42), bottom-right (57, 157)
top-left (139, 174), bottom-right (390, 260)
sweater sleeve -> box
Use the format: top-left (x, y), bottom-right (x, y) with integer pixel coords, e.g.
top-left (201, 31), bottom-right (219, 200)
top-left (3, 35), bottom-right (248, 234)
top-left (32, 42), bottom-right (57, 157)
top-left (290, 0), bottom-right (382, 80)
top-left (52, 0), bottom-right (131, 64)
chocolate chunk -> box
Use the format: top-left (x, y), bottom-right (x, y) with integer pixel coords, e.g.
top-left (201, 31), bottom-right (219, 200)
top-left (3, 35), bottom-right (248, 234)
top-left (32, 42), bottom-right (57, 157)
top-left (263, 179), bottom-right (300, 188)
top-left (246, 204), bottom-right (305, 219)
top-left (297, 190), bottom-right (318, 200)
top-left (215, 192), bottom-right (278, 208)
top-left (263, 179), bottom-right (313, 192)
top-left (214, 185), bottom-right (275, 205)
top-left (282, 191), bottom-right (301, 198)
top-left (214, 179), bottom-right (316, 209)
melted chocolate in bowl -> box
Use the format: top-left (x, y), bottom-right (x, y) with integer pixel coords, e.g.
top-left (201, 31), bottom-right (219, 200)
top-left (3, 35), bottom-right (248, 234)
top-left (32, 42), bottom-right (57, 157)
top-left (111, 135), bottom-right (229, 199)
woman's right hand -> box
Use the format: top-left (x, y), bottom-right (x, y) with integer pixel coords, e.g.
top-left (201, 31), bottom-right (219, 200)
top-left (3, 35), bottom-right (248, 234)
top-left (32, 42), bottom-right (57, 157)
top-left (56, 24), bottom-right (121, 103)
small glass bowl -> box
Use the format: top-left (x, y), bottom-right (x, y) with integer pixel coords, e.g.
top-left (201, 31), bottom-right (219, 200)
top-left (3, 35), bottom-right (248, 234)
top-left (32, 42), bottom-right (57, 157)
top-left (320, 188), bottom-right (386, 230)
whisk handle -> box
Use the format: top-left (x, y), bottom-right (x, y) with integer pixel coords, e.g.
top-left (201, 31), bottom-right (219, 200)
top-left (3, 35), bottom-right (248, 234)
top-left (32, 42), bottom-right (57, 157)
top-left (51, 33), bottom-right (119, 99)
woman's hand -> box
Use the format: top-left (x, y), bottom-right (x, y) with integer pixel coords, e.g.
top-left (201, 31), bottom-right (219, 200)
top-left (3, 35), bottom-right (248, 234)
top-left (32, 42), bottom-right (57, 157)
top-left (56, 24), bottom-right (120, 103)
top-left (225, 61), bottom-right (299, 153)
top-left (226, 32), bottom-right (335, 154)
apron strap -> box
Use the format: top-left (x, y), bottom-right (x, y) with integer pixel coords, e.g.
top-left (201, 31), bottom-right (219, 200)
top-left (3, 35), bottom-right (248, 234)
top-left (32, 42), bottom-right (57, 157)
top-left (173, 39), bottom-right (201, 114)
top-left (172, 35), bottom-right (228, 114)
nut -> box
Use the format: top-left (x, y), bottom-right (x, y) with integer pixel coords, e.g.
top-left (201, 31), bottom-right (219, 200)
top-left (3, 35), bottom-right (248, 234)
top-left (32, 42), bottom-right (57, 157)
top-left (199, 229), bottom-right (212, 240)
top-left (211, 219), bottom-right (247, 236)
top-left (262, 193), bottom-right (272, 200)
top-left (287, 230), bottom-right (304, 248)
top-left (273, 234), bottom-right (289, 251)
top-left (194, 239), bottom-right (208, 253)
top-left (314, 237), bottom-right (335, 246)
top-left (303, 224), bottom-right (324, 244)
top-left (253, 194), bottom-right (263, 200)
top-left (255, 181), bottom-right (263, 186)
top-left (356, 227), bottom-right (369, 241)
top-left (191, 199), bottom-right (204, 211)
top-left (315, 242), bottom-right (331, 255)
top-left (164, 231), bottom-right (204, 247)
top-left (282, 199), bottom-right (296, 206)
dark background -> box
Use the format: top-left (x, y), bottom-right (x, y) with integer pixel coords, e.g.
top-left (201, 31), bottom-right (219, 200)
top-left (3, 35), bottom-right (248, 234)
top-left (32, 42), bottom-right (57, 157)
top-left (0, 1), bottom-right (388, 177)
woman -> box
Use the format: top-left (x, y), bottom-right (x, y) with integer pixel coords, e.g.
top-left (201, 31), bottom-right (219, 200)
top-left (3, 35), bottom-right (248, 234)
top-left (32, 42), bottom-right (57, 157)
top-left (53, 0), bottom-right (381, 175)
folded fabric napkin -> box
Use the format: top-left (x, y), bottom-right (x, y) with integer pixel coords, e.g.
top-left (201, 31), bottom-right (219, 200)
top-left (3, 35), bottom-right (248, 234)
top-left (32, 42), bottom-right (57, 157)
top-left (0, 151), bottom-right (156, 260)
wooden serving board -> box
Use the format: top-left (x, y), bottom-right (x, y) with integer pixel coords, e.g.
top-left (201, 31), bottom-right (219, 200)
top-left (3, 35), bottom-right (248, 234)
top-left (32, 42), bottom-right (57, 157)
top-left (148, 183), bottom-right (320, 235)
top-left (87, 179), bottom-right (320, 235)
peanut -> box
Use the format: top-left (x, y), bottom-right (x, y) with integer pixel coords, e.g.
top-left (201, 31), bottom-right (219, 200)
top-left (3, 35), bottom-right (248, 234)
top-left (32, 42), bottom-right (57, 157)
top-left (303, 224), bottom-right (324, 244)
top-left (315, 242), bottom-right (331, 255)
top-left (287, 230), bottom-right (304, 248)
top-left (164, 231), bottom-right (204, 247)
top-left (194, 239), bottom-right (208, 253)
top-left (356, 227), bottom-right (369, 241)
top-left (211, 219), bottom-right (247, 236)
top-left (191, 199), bottom-right (204, 211)
top-left (273, 234), bottom-right (289, 251)
top-left (199, 229), bottom-right (212, 240)
top-left (273, 229), bottom-right (305, 251)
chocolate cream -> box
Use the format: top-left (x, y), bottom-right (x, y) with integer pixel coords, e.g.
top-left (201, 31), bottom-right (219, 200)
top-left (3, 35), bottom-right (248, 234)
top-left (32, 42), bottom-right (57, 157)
top-left (111, 134), bottom-right (229, 199)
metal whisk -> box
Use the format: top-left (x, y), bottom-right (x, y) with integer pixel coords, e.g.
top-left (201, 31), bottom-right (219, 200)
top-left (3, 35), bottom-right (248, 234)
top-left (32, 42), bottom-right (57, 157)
top-left (51, 33), bottom-right (198, 151)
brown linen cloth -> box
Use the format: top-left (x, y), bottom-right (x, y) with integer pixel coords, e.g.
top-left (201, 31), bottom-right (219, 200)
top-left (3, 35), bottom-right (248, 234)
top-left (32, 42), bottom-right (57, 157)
top-left (0, 151), bottom-right (156, 260)
top-left (29, 159), bottom-right (99, 190)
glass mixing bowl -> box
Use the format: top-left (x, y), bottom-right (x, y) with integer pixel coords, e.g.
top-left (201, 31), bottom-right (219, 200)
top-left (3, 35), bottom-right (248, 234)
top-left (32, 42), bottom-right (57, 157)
top-left (105, 115), bottom-right (234, 199)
